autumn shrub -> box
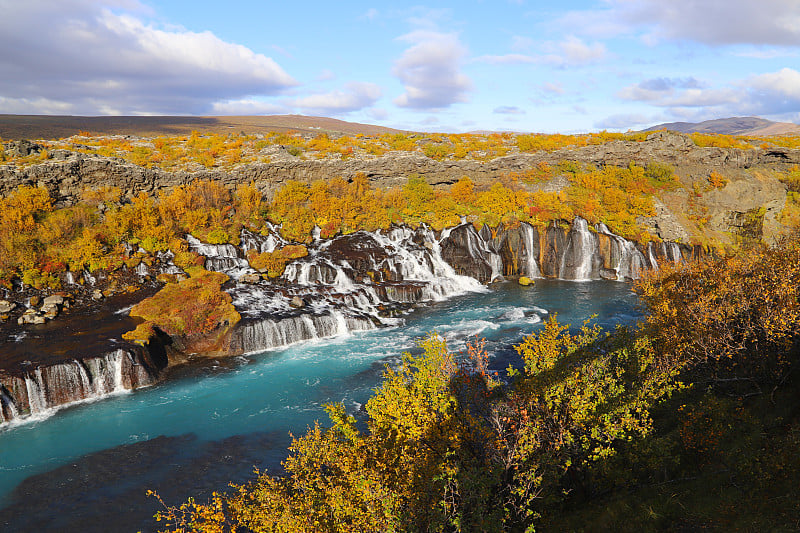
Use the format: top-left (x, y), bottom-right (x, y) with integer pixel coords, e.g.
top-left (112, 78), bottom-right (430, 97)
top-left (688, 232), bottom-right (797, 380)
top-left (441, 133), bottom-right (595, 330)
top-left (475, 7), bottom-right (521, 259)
top-left (707, 170), bottom-right (728, 189)
top-left (777, 165), bottom-right (800, 192)
top-left (0, 184), bottom-right (53, 232)
top-left (636, 233), bottom-right (800, 388)
top-left (151, 317), bottom-right (687, 532)
top-left (247, 244), bottom-right (308, 278)
top-left (151, 233), bottom-right (800, 532)
top-left (690, 132), bottom-right (752, 150)
top-left (123, 268), bottom-right (240, 343)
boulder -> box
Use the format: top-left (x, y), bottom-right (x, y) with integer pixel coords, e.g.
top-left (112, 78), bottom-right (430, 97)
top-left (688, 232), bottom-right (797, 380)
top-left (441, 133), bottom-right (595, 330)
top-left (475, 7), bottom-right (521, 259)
top-left (0, 300), bottom-right (15, 314)
top-left (42, 295), bottom-right (65, 307)
top-left (18, 309), bottom-right (45, 325)
top-left (239, 272), bottom-right (261, 284)
top-left (289, 296), bottom-right (305, 309)
top-left (518, 276), bottom-right (534, 286)
top-left (599, 268), bottom-right (618, 281)
top-left (41, 303), bottom-right (60, 319)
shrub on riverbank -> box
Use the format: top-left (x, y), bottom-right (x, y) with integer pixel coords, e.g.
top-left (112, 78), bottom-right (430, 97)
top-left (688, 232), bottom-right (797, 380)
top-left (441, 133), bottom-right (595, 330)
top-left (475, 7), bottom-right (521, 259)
top-left (123, 268), bottom-right (240, 344)
top-left (151, 233), bottom-right (800, 531)
top-left (0, 160), bottom-right (682, 289)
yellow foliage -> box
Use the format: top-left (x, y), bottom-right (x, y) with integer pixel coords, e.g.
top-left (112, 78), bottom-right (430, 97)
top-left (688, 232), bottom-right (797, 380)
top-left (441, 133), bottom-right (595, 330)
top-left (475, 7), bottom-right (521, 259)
top-left (0, 185), bottom-right (53, 232)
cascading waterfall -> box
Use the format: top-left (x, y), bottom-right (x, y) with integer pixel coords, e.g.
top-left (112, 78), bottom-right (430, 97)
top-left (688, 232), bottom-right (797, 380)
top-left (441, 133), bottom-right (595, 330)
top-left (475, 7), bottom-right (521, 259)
top-left (209, 218), bottom-right (689, 360)
top-left (596, 223), bottom-right (648, 280)
top-left (647, 242), bottom-right (660, 271)
top-left (520, 222), bottom-right (542, 278)
top-left (240, 226), bottom-right (286, 254)
top-left (230, 313), bottom-right (376, 354)
top-left (1, 349), bottom-right (159, 425)
top-left (222, 225), bottom-right (487, 355)
top-left (24, 369), bottom-right (47, 415)
top-left (560, 217), bottom-right (597, 280)
top-left (1, 218), bottom-right (693, 426)
top-left (0, 388), bottom-right (18, 423)
top-left (442, 217), bottom-right (685, 282)
top-left (134, 262), bottom-right (150, 277)
top-left (668, 242), bottom-right (683, 263)
top-left (187, 235), bottom-right (250, 277)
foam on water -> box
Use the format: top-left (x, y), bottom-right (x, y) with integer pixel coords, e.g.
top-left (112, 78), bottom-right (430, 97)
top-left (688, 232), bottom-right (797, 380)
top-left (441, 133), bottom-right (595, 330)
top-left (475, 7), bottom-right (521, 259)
top-left (0, 279), bottom-right (640, 530)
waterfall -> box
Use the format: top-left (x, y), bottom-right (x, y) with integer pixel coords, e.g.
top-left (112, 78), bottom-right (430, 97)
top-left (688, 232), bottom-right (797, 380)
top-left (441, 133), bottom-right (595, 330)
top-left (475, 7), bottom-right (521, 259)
top-left (25, 369), bottom-right (47, 415)
top-left (230, 313), bottom-right (376, 354)
top-left (647, 242), bottom-right (659, 271)
top-left (0, 388), bottom-right (18, 423)
top-left (221, 224), bottom-right (487, 356)
top-left (668, 242), bottom-right (683, 263)
top-left (521, 222), bottom-right (542, 278)
top-left (110, 350), bottom-right (125, 393)
top-left (560, 217), bottom-right (597, 280)
top-left (240, 227), bottom-right (286, 254)
top-left (134, 262), bottom-right (150, 277)
top-left (187, 235), bottom-right (251, 278)
top-left (2, 348), bottom-right (161, 425)
top-left (596, 223), bottom-right (647, 280)
top-left (83, 270), bottom-right (96, 286)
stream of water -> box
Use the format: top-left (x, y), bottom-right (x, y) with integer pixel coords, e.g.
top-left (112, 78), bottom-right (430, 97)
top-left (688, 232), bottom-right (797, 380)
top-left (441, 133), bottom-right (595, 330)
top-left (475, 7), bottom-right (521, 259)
top-left (0, 280), bottom-right (640, 532)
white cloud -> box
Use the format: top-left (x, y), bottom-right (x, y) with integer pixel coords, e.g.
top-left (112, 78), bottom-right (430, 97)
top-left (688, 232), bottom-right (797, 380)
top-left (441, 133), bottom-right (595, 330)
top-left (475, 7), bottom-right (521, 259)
top-left (595, 113), bottom-right (652, 130)
top-left (367, 108), bottom-right (389, 121)
top-left (476, 37), bottom-right (606, 68)
top-left (620, 0), bottom-right (800, 46)
top-left (541, 36), bottom-right (607, 67)
top-left (541, 82), bottom-right (565, 95)
top-left (295, 82), bottom-right (382, 114)
top-left (562, 0), bottom-right (800, 47)
top-left (511, 35), bottom-right (534, 52)
top-left (210, 99), bottom-right (288, 115)
top-left (618, 77), bottom-right (704, 102)
top-left (618, 68), bottom-right (800, 122)
top-left (0, 1), bottom-right (296, 115)
top-left (393, 30), bottom-right (471, 109)
top-left (494, 106), bottom-right (526, 115)
top-left (474, 53), bottom-right (535, 65)
top-left (316, 69), bottom-right (336, 81)
top-left (0, 96), bottom-right (76, 115)
top-left (749, 68), bottom-right (800, 100)
top-left (362, 8), bottom-right (379, 21)
top-left (735, 48), bottom-right (799, 59)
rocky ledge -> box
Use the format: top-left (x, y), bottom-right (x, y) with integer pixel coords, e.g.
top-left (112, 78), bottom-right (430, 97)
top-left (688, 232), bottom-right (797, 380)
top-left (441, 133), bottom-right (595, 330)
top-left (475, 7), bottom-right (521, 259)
top-left (0, 217), bottom-right (694, 425)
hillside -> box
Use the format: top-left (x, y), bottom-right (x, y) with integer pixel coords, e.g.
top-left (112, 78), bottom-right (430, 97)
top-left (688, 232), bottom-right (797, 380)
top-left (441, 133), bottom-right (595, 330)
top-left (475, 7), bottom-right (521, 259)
top-left (0, 114), bottom-right (402, 140)
top-left (645, 116), bottom-right (800, 136)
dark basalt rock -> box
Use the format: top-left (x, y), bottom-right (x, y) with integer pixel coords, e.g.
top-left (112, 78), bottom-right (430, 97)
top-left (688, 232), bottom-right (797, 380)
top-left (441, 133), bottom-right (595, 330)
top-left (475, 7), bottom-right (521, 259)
top-left (439, 224), bottom-right (494, 283)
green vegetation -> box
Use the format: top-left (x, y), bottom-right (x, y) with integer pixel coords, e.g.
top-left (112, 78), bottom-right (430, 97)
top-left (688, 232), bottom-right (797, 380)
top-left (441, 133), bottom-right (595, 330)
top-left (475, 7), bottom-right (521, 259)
top-left (150, 233), bottom-right (800, 532)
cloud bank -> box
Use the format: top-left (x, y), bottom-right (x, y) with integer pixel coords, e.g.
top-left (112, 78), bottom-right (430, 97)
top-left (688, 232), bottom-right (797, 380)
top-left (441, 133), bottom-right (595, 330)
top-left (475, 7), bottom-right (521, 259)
top-left (0, 1), bottom-right (296, 115)
top-left (393, 30), bottom-right (471, 109)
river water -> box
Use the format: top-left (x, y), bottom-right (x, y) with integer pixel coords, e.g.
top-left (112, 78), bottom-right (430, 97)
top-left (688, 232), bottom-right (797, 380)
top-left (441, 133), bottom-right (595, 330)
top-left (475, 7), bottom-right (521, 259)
top-left (0, 280), bottom-right (639, 532)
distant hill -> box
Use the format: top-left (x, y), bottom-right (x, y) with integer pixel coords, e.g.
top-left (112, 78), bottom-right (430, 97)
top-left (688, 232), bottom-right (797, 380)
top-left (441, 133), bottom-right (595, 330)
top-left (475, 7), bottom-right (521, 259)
top-left (644, 116), bottom-right (800, 136)
top-left (0, 114), bottom-right (403, 140)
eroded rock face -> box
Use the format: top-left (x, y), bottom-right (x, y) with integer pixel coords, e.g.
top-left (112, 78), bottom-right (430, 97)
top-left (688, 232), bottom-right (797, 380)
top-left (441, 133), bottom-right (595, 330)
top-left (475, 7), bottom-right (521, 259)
top-left (439, 224), bottom-right (497, 283)
top-left (2, 132), bottom-right (797, 245)
top-left (0, 218), bottom-right (694, 425)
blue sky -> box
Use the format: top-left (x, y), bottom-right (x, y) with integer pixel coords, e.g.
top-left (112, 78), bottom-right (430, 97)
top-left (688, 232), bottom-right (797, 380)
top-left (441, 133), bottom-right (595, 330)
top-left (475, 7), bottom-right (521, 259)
top-left (1, 0), bottom-right (799, 133)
